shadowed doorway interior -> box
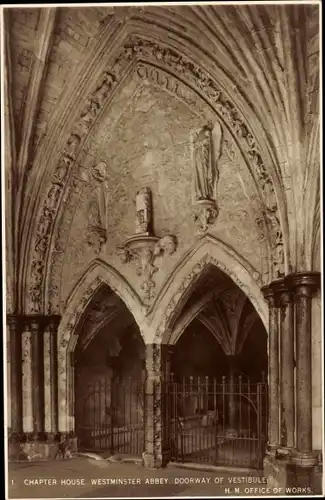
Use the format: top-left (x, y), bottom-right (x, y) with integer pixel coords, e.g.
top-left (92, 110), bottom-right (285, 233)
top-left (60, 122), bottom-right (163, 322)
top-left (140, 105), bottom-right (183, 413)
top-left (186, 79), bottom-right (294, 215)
top-left (165, 265), bottom-right (268, 469)
top-left (74, 284), bottom-right (145, 458)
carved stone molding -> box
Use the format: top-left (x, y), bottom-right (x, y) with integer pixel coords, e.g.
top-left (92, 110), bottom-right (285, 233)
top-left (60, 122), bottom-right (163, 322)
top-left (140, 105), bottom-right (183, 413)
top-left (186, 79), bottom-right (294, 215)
top-left (86, 225), bottom-right (107, 255)
top-left (118, 187), bottom-right (177, 301)
top-left (29, 35), bottom-right (283, 313)
top-left (266, 272), bottom-right (321, 304)
top-left (154, 253), bottom-right (259, 342)
top-left (120, 234), bottom-right (177, 301)
top-left (46, 176), bottom-right (87, 314)
top-left (193, 199), bottom-right (219, 234)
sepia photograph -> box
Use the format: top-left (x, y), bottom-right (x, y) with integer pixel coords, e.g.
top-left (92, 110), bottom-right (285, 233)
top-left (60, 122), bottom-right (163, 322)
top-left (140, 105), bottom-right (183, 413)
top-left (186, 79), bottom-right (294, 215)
top-left (1, 1), bottom-right (322, 498)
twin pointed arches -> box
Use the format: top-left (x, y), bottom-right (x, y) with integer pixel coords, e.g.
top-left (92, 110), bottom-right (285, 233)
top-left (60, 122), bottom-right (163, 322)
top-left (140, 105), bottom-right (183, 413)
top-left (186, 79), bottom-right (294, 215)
top-left (21, 21), bottom-right (287, 315)
top-left (57, 236), bottom-right (267, 432)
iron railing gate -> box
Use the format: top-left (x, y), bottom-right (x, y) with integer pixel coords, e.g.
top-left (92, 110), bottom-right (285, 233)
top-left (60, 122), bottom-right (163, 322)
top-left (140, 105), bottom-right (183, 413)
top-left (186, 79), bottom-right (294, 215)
top-left (165, 375), bottom-right (267, 469)
top-left (76, 378), bottom-right (145, 457)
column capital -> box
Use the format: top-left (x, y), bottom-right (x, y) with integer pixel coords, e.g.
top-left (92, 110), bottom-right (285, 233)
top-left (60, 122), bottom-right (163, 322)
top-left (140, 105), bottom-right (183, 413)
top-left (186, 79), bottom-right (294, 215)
top-left (9, 315), bottom-right (61, 333)
top-left (47, 315), bottom-right (61, 332)
top-left (7, 314), bottom-right (20, 332)
top-left (20, 314), bottom-right (46, 333)
top-left (261, 284), bottom-right (276, 306)
top-left (270, 279), bottom-right (292, 307)
top-left (285, 272), bottom-right (320, 297)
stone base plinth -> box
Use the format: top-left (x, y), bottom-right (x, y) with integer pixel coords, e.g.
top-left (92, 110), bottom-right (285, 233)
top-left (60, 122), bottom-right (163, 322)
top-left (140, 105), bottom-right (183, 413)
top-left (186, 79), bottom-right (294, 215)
top-left (263, 453), bottom-right (290, 490)
top-left (286, 464), bottom-right (323, 495)
top-left (8, 440), bottom-right (59, 461)
top-left (8, 436), bottom-right (78, 462)
top-left (142, 452), bottom-right (163, 469)
top-left (264, 453), bottom-right (323, 495)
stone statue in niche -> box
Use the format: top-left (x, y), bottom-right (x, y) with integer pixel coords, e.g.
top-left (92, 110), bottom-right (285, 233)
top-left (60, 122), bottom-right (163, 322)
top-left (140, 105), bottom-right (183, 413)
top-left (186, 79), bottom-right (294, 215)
top-left (86, 200), bottom-right (107, 255)
top-left (135, 187), bottom-right (152, 234)
top-left (85, 161), bottom-right (109, 255)
top-left (192, 120), bottom-right (223, 233)
top-left (118, 187), bottom-right (177, 301)
top-left (193, 120), bottom-right (222, 201)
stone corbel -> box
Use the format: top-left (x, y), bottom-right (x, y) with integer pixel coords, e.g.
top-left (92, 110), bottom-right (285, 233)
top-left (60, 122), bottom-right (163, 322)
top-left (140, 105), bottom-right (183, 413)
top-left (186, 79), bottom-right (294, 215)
top-left (193, 199), bottom-right (219, 233)
top-left (119, 234), bottom-right (177, 301)
top-left (86, 225), bottom-right (107, 254)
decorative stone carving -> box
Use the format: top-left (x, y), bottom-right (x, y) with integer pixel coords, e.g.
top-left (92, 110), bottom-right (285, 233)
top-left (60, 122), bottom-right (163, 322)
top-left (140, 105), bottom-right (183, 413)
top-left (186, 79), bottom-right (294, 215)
top-left (193, 121), bottom-right (222, 202)
top-left (47, 176), bottom-right (86, 314)
top-left (192, 121), bottom-right (223, 233)
top-left (118, 188), bottom-right (177, 301)
top-left (34, 36), bottom-right (283, 313)
top-left (85, 162), bottom-right (109, 255)
top-left (135, 187), bottom-right (152, 234)
top-left (86, 201), bottom-right (107, 254)
top-left (193, 201), bottom-right (219, 233)
top-left (154, 253), bottom-right (260, 342)
top-left (223, 137), bottom-right (283, 279)
top-left (91, 161), bottom-right (108, 183)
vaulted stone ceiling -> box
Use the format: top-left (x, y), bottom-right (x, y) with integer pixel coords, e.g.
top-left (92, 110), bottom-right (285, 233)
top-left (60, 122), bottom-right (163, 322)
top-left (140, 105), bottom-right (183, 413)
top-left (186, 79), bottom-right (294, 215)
top-left (4, 5), bottom-right (320, 315)
top-left (169, 264), bottom-right (261, 354)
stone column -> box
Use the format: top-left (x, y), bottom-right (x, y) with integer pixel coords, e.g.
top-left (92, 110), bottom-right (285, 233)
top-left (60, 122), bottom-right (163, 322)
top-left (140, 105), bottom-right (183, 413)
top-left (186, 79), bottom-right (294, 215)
top-left (7, 315), bottom-right (23, 439)
top-left (143, 343), bottom-right (171, 468)
top-left (272, 280), bottom-right (295, 450)
top-left (162, 344), bottom-right (174, 462)
top-left (44, 316), bottom-right (60, 440)
top-left (7, 337), bottom-right (11, 430)
top-left (22, 322), bottom-right (33, 437)
top-left (29, 317), bottom-right (45, 440)
top-left (261, 285), bottom-right (279, 453)
top-left (288, 272), bottom-right (320, 466)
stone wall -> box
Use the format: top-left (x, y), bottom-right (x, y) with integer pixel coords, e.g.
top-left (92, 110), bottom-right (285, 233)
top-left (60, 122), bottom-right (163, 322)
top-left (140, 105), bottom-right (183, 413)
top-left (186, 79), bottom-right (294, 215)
top-left (58, 70), bottom-right (267, 309)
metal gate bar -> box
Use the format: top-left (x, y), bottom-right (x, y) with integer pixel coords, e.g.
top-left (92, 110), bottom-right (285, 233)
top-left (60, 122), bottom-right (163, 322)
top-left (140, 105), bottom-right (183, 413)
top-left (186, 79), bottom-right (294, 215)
top-left (165, 375), bottom-right (267, 469)
top-left (76, 378), bottom-right (145, 457)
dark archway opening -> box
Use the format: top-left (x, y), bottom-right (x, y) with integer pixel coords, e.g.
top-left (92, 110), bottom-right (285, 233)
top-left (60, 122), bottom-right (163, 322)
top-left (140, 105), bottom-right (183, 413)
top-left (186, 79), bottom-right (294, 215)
top-left (166, 265), bottom-right (268, 469)
top-left (74, 284), bottom-right (145, 457)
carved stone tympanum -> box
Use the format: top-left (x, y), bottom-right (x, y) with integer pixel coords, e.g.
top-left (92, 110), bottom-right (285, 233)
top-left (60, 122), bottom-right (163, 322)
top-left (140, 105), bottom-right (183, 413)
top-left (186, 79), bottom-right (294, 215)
top-left (192, 120), bottom-right (223, 233)
top-left (118, 188), bottom-right (177, 301)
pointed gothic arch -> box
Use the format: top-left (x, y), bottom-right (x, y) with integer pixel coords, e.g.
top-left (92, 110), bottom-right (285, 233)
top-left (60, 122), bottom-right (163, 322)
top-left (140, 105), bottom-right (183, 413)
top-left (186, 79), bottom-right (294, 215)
top-left (56, 259), bottom-right (145, 433)
top-left (147, 235), bottom-right (268, 345)
top-left (21, 26), bottom-right (287, 315)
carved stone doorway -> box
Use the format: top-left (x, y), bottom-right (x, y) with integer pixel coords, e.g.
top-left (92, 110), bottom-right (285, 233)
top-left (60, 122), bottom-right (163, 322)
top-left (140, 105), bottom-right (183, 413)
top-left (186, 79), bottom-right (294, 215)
top-left (73, 284), bottom-right (145, 457)
top-left (164, 264), bottom-right (268, 469)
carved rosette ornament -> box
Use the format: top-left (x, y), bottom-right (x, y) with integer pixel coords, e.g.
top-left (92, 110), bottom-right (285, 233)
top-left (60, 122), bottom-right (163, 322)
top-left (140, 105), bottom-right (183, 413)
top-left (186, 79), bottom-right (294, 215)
top-left (192, 121), bottom-right (223, 233)
top-left (118, 188), bottom-right (177, 301)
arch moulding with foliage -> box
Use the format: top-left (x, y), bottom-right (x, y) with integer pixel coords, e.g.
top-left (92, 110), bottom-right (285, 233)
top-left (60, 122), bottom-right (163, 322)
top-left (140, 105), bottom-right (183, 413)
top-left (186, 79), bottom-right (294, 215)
top-left (22, 26), bottom-right (288, 315)
top-left (56, 258), bottom-right (147, 434)
top-left (143, 235), bottom-right (268, 344)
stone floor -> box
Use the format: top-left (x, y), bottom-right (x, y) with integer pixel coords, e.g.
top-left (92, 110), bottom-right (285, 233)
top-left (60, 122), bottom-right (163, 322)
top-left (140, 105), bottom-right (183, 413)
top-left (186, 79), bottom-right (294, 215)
top-left (7, 456), bottom-right (315, 498)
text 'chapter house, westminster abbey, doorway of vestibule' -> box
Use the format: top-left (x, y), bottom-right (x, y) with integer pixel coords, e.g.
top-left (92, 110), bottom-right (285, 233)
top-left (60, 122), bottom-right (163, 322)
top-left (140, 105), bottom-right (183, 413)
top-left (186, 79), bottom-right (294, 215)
top-left (4, 3), bottom-right (321, 497)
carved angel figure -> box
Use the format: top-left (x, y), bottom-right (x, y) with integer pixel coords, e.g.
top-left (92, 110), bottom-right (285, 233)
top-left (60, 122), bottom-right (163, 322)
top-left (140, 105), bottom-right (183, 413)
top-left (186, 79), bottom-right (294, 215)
top-left (93, 72), bottom-right (115, 107)
top-left (87, 201), bottom-right (106, 254)
top-left (154, 235), bottom-right (177, 256)
top-left (92, 162), bottom-right (107, 183)
top-left (193, 121), bottom-right (223, 202)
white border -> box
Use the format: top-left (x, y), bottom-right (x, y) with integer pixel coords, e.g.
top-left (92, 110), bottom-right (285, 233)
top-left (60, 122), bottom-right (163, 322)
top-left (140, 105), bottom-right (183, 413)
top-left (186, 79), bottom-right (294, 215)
top-left (1, 1), bottom-right (323, 500)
